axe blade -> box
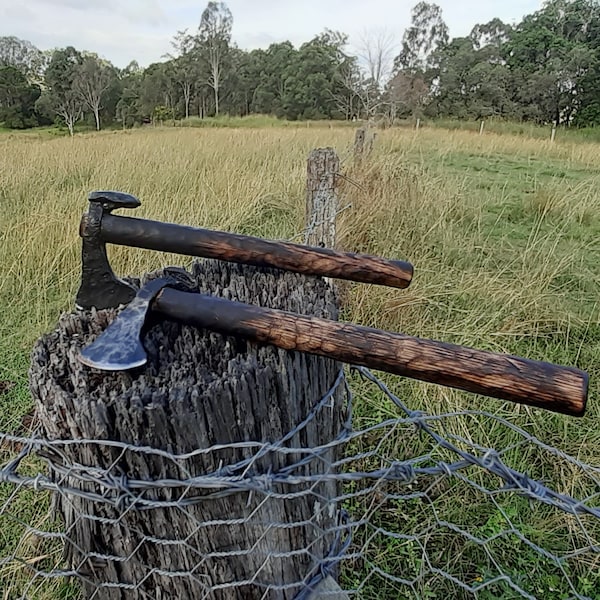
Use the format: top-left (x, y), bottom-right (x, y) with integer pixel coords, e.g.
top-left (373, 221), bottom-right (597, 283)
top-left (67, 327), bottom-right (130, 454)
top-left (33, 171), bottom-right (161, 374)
top-left (79, 316), bottom-right (147, 370)
top-left (78, 276), bottom-right (182, 371)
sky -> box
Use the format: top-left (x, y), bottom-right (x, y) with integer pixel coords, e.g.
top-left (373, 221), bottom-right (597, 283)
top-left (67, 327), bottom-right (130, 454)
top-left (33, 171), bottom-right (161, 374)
top-left (1, 0), bottom-right (543, 69)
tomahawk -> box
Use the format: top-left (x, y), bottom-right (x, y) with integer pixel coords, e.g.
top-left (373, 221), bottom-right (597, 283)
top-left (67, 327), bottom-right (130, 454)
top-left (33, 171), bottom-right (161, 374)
top-left (76, 191), bottom-right (589, 417)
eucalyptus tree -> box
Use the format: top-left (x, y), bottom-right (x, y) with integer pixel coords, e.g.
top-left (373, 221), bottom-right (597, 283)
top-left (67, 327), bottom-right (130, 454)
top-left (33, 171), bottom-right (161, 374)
top-left (73, 54), bottom-right (116, 130)
top-left (0, 36), bottom-right (46, 83)
top-left (395, 2), bottom-right (449, 76)
top-left (44, 46), bottom-right (84, 136)
top-left (197, 1), bottom-right (233, 116)
top-left (389, 2), bottom-right (449, 119)
top-left (470, 18), bottom-right (512, 52)
top-left (169, 30), bottom-right (197, 119)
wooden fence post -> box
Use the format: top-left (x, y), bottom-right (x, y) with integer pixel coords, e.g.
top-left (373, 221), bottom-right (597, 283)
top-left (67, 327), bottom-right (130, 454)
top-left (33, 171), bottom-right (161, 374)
top-left (29, 150), bottom-right (351, 599)
top-left (354, 127), bottom-right (366, 167)
top-left (304, 150), bottom-right (350, 599)
top-left (305, 148), bottom-right (340, 248)
top-left (353, 125), bottom-right (376, 167)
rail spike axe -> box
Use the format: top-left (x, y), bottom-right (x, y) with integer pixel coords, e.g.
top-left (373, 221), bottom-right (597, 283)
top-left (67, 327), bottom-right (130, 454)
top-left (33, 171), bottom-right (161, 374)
top-left (76, 191), bottom-right (141, 310)
top-left (79, 274), bottom-right (589, 417)
top-left (75, 190), bottom-right (415, 311)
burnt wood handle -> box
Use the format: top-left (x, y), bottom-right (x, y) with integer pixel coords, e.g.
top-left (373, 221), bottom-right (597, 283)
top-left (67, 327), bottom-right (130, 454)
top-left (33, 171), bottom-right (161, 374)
top-left (153, 290), bottom-right (589, 417)
top-left (101, 214), bottom-right (413, 289)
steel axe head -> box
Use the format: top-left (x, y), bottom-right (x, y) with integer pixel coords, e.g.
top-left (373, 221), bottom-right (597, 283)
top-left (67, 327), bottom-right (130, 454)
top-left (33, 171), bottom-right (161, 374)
top-left (79, 268), bottom-right (196, 371)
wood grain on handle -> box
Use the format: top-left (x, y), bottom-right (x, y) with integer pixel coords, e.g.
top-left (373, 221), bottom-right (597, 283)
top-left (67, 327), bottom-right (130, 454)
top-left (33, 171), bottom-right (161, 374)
top-left (154, 290), bottom-right (589, 417)
top-left (101, 214), bottom-right (413, 289)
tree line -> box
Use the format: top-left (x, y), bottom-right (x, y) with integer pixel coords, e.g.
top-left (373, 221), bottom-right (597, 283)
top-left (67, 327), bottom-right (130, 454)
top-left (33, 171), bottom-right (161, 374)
top-left (1, 0), bottom-right (599, 134)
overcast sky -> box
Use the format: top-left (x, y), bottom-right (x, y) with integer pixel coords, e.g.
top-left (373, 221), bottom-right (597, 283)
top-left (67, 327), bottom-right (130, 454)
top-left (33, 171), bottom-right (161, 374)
top-left (1, 0), bottom-right (542, 68)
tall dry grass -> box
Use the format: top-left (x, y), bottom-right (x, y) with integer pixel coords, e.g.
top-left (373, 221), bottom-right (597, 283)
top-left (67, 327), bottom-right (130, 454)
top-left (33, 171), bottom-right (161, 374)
top-left (1, 124), bottom-right (599, 597)
top-left (1, 122), bottom-right (598, 484)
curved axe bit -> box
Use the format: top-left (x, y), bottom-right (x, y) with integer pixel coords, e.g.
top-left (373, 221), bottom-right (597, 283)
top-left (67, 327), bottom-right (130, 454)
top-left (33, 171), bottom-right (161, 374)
top-left (79, 268), bottom-right (195, 371)
top-left (79, 276), bottom-right (589, 417)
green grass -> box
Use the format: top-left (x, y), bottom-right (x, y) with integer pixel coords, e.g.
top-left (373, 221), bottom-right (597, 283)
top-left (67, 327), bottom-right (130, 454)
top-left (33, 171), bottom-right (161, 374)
top-left (409, 117), bottom-right (600, 144)
top-left (0, 124), bottom-right (73, 139)
top-left (179, 113), bottom-right (359, 128)
top-left (0, 124), bottom-right (599, 597)
top-left (336, 127), bottom-right (600, 597)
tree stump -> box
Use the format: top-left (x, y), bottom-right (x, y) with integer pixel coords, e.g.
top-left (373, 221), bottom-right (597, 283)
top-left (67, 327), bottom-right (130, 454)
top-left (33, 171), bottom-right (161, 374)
top-left (30, 260), bottom-right (348, 599)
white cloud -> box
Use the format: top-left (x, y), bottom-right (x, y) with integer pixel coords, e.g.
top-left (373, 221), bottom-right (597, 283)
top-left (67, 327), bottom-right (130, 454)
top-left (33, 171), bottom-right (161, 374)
top-left (0, 0), bottom-right (542, 68)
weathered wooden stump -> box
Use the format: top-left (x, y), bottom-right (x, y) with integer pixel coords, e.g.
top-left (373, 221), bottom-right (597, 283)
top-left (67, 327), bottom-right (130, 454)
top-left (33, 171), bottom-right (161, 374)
top-left (305, 148), bottom-right (340, 249)
top-left (30, 260), bottom-right (348, 599)
top-left (353, 125), bottom-right (376, 167)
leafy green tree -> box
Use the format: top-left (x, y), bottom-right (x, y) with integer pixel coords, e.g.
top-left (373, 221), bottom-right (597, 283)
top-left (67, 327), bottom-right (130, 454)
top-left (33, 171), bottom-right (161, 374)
top-left (470, 18), bottom-right (512, 51)
top-left (430, 35), bottom-right (515, 119)
top-left (116, 61), bottom-right (143, 127)
top-left (0, 65), bottom-right (41, 128)
top-left (220, 47), bottom-right (252, 116)
top-left (568, 0), bottom-right (600, 126)
top-left (506, 0), bottom-right (598, 125)
top-left (429, 37), bottom-right (478, 118)
top-left (0, 36), bottom-right (45, 83)
top-left (395, 2), bottom-right (449, 76)
top-left (249, 42), bottom-right (296, 117)
top-left (169, 30), bottom-right (197, 119)
top-left (388, 2), bottom-right (449, 120)
top-left (116, 89), bottom-right (140, 128)
top-left (140, 62), bottom-right (177, 123)
top-left (232, 48), bottom-right (266, 116)
top-left (281, 31), bottom-right (352, 120)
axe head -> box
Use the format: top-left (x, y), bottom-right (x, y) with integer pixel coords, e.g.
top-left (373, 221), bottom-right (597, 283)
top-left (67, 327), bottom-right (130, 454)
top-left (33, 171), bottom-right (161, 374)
top-left (79, 268), bottom-right (196, 371)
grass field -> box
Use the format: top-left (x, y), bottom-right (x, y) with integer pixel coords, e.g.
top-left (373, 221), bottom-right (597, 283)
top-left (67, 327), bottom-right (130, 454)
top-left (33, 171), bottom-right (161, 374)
top-left (0, 123), bottom-right (599, 597)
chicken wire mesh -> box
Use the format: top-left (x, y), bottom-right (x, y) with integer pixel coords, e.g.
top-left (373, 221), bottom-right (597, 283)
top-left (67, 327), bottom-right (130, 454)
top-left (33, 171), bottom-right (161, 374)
top-left (1, 365), bottom-right (599, 599)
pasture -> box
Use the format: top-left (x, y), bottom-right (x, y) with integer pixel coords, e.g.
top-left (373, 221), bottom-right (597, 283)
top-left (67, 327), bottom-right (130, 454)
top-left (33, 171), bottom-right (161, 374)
top-left (0, 124), bottom-right (599, 597)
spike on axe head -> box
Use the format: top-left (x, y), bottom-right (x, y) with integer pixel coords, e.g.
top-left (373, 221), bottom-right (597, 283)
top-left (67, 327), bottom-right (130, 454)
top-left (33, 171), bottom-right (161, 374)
top-left (79, 268), bottom-right (196, 371)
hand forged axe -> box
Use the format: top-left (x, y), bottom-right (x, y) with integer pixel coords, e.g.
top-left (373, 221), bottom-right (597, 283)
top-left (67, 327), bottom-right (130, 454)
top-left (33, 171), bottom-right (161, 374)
top-left (79, 271), bottom-right (589, 418)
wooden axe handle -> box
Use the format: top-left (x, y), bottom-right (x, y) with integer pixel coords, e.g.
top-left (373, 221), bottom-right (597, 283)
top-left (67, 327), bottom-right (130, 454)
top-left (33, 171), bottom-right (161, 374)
top-left (101, 214), bottom-right (413, 289)
top-left (154, 289), bottom-right (588, 417)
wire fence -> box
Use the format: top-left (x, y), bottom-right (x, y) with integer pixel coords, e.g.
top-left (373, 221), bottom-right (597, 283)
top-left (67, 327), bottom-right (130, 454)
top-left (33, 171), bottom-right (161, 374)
top-left (1, 364), bottom-right (599, 599)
